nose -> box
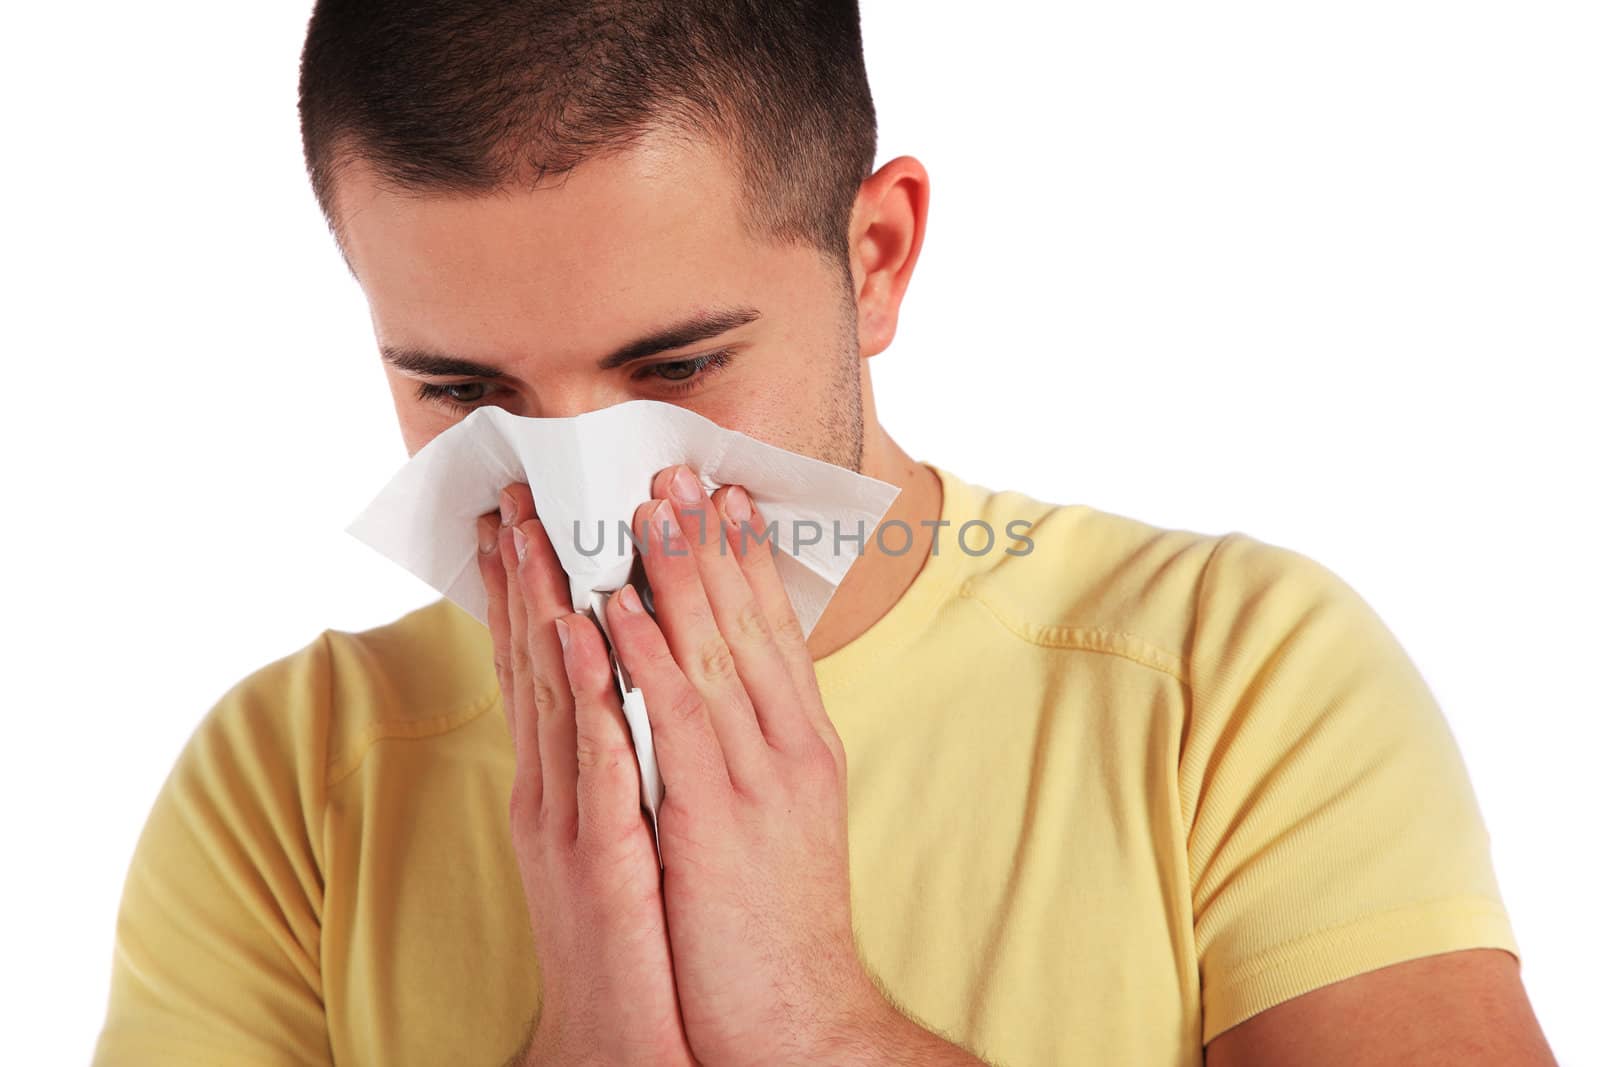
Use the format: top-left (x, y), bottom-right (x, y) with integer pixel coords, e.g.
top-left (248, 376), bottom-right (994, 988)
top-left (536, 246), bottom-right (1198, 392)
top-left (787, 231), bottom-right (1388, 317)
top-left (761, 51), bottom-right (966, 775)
top-left (528, 381), bottom-right (637, 420)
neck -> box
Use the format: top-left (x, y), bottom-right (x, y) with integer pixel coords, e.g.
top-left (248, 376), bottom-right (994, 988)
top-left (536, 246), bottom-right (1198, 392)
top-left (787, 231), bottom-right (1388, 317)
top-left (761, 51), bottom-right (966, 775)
top-left (805, 419), bottom-right (943, 661)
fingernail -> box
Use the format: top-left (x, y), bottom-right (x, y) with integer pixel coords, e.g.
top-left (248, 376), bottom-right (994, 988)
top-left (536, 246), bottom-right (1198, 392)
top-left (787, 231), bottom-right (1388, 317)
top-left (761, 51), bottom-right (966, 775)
top-left (618, 583), bottom-right (643, 613)
top-left (513, 525), bottom-right (528, 562)
top-left (670, 465), bottom-right (701, 504)
top-left (554, 617), bottom-right (570, 651)
top-left (500, 490), bottom-right (516, 527)
top-left (725, 485), bottom-right (752, 522)
top-left (478, 516), bottom-right (498, 555)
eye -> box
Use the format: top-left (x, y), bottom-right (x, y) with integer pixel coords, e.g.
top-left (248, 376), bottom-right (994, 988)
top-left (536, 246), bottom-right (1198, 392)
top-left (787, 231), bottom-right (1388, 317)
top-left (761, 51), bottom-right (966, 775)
top-left (637, 349), bottom-right (736, 394)
top-left (414, 380), bottom-right (493, 414)
top-left (655, 360), bottom-right (699, 381)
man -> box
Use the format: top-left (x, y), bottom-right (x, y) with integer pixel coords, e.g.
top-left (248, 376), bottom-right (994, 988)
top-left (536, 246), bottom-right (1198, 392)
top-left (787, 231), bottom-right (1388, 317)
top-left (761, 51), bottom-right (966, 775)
top-left (93, 2), bottom-right (1556, 1064)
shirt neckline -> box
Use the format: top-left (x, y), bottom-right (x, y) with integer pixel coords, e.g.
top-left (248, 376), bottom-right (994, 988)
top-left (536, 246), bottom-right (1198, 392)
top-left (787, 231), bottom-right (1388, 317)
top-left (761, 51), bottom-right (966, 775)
top-left (811, 462), bottom-right (974, 695)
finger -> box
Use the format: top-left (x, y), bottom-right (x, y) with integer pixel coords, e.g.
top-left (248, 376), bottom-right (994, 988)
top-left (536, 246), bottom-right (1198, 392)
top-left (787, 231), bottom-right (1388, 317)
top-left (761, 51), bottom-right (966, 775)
top-left (658, 466), bottom-right (813, 756)
top-left (555, 611), bottom-right (651, 844)
top-left (713, 485), bottom-right (842, 757)
top-left (515, 514), bottom-right (580, 841)
top-left (634, 495), bottom-right (771, 788)
top-left (606, 580), bottom-right (733, 811)
top-left (500, 481), bottom-right (537, 526)
top-left (498, 489), bottom-right (542, 812)
top-left (476, 512), bottom-right (516, 739)
top-left (712, 485), bottom-right (821, 700)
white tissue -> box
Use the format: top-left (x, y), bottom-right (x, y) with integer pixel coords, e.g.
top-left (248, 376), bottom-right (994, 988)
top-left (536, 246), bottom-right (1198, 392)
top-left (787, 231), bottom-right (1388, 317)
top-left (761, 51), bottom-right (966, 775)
top-left (344, 399), bottom-right (901, 842)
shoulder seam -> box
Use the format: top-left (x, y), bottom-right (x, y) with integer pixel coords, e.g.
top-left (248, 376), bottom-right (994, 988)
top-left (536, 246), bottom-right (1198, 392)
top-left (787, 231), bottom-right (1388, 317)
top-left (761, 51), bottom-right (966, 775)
top-left (1180, 529), bottom-right (1242, 846)
top-left (957, 579), bottom-right (1190, 685)
top-left (325, 684), bottom-right (502, 789)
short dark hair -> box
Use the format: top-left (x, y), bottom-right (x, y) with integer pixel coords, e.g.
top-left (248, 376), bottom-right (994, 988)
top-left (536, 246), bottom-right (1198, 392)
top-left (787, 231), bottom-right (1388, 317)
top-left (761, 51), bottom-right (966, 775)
top-left (297, 0), bottom-right (878, 267)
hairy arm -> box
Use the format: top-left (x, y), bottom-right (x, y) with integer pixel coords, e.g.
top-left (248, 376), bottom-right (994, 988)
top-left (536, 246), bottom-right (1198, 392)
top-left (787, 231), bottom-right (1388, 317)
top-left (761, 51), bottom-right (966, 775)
top-left (815, 993), bottom-right (993, 1067)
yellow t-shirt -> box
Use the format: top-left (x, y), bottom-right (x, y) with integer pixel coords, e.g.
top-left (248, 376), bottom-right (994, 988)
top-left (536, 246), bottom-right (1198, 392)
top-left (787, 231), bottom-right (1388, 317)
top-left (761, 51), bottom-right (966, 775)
top-left (92, 465), bottom-right (1516, 1066)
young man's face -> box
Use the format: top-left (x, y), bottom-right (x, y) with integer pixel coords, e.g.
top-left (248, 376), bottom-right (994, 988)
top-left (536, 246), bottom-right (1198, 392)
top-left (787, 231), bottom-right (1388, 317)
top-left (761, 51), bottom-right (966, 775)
top-left (332, 129), bottom-right (866, 470)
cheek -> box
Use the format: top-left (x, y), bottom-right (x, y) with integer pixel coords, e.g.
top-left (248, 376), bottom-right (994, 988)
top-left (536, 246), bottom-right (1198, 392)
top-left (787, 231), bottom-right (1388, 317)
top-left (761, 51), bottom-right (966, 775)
top-left (702, 393), bottom-right (826, 461)
top-left (691, 377), bottom-right (798, 439)
top-left (700, 339), bottom-right (851, 454)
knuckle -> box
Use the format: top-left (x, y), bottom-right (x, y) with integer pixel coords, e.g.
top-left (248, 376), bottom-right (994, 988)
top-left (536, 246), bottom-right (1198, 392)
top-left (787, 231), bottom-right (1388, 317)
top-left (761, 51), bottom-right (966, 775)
top-left (643, 637), bottom-right (679, 674)
top-left (797, 734), bottom-right (839, 779)
top-left (696, 636), bottom-right (738, 683)
top-left (573, 732), bottom-right (628, 774)
top-left (656, 792), bottom-right (699, 837)
top-left (665, 685), bottom-right (708, 728)
top-left (771, 610), bottom-right (805, 647)
top-left (828, 735), bottom-right (847, 777)
top-left (818, 722), bottom-right (848, 777)
top-left (531, 674), bottom-right (563, 718)
top-left (734, 599), bottom-right (771, 642)
top-left (569, 835), bottom-right (620, 883)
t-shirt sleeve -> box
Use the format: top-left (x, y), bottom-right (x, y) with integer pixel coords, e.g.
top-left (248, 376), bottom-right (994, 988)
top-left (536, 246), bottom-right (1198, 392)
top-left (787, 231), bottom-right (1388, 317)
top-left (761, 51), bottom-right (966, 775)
top-left (92, 636), bottom-right (335, 1066)
top-left (1182, 532), bottom-right (1517, 1044)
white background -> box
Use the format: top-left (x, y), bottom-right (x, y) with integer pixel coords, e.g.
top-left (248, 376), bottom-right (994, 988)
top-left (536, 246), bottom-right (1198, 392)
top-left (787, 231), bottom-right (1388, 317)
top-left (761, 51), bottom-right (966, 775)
top-left (4, 1), bottom-right (1596, 1062)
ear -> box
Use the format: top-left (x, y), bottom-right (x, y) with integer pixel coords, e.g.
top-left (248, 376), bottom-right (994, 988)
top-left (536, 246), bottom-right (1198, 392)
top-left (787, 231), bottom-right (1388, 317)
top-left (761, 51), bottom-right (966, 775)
top-left (847, 155), bottom-right (931, 359)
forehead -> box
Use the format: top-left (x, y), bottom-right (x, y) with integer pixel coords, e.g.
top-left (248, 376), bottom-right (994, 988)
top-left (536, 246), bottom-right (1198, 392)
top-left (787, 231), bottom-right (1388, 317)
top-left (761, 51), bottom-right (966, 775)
top-left (333, 131), bottom-right (780, 355)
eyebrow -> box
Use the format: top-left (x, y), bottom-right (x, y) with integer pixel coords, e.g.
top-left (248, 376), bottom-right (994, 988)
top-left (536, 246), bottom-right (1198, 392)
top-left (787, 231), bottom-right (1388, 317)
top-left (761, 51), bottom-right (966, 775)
top-left (379, 305), bottom-right (762, 378)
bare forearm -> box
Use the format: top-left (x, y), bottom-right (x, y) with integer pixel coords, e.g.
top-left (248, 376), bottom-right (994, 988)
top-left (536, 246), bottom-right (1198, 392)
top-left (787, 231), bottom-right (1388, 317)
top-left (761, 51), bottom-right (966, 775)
top-left (508, 1002), bottom-right (992, 1067)
top-left (815, 997), bottom-right (993, 1067)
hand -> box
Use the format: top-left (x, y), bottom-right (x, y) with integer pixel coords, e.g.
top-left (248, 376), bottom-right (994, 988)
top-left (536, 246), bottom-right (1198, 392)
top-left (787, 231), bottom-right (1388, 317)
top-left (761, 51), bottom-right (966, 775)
top-left (476, 484), bottom-right (695, 1067)
top-left (590, 465), bottom-right (894, 1067)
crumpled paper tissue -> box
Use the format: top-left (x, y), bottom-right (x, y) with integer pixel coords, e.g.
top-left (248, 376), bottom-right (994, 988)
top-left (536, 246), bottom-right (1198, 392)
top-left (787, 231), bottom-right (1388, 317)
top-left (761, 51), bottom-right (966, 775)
top-left (344, 399), bottom-right (901, 852)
